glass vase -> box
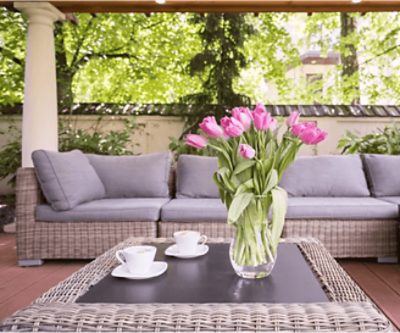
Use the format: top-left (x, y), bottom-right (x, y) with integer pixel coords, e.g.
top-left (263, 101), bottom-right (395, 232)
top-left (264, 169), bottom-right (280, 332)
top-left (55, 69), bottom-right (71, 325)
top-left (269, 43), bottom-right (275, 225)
top-left (229, 222), bottom-right (277, 279)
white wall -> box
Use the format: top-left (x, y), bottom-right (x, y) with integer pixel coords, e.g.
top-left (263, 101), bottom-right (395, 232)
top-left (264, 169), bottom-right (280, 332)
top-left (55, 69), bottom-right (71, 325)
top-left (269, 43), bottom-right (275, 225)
top-left (0, 115), bottom-right (398, 194)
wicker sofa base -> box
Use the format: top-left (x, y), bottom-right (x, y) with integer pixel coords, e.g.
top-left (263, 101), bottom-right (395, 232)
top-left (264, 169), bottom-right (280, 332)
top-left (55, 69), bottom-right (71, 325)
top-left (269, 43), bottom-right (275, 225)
top-left (17, 222), bottom-right (157, 260)
top-left (15, 167), bottom-right (399, 261)
top-left (159, 219), bottom-right (399, 258)
top-left (0, 237), bottom-right (392, 332)
top-left (15, 168), bottom-right (158, 261)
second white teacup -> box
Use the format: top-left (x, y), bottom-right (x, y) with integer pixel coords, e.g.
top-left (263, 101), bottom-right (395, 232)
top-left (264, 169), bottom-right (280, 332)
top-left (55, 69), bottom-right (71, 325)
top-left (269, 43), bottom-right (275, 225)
top-left (174, 230), bottom-right (207, 255)
top-left (115, 245), bottom-right (156, 274)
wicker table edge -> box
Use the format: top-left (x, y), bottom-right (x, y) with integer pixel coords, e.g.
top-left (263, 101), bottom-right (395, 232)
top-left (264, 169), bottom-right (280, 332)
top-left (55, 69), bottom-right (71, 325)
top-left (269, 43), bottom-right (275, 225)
top-left (0, 237), bottom-right (393, 332)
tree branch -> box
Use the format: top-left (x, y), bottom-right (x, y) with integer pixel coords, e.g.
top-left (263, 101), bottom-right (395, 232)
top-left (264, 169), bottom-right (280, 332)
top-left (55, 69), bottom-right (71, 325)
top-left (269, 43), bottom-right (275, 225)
top-left (363, 44), bottom-right (400, 64)
top-left (76, 52), bottom-right (138, 68)
top-left (0, 46), bottom-right (23, 66)
top-left (141, 19), bottom-right (164, 31)
top-left (71, 14), bottom-right (97, 68)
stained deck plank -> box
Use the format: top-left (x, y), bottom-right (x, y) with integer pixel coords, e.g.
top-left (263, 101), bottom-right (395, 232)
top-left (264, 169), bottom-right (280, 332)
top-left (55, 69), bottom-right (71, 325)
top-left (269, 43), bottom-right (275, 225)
top-left (0, 263), bottom-right (86, 319)
top-left (364, 262), bottom-right (400, 298)
top-left (341, 261), bottom-right (400, 330)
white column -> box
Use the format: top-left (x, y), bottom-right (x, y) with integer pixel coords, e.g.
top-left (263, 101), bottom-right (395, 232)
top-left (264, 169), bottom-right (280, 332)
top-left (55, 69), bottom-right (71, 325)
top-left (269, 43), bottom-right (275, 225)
top-left (14, 2), bottom-right (65, 167)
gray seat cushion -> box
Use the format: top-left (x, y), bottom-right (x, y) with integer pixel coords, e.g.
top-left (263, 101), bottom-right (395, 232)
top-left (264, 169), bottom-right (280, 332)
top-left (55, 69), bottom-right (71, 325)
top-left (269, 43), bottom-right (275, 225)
top-left (280, 155), bottom-right (370, 197)
top-left (286, 197), bottom-right (398, 220)
top-left (32, 150), bottom-right (106, 211)
top-left (161, 199), bottom-right (227, 222)
top-left (379, 196), bottom-right (400, 206)
top-left (87, 152), bottom-right (172, 198)
top-left (36, 198), bottom-right (170, 222)
top-left (363, 154), bottom-right (400, 197)
top-left (176, 155), bottom-right (219, 198)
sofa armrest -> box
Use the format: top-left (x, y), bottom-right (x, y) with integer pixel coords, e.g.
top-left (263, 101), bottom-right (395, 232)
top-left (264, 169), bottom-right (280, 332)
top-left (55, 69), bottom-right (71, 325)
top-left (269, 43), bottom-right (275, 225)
top-left (15, 167), bottom-right (43, 225)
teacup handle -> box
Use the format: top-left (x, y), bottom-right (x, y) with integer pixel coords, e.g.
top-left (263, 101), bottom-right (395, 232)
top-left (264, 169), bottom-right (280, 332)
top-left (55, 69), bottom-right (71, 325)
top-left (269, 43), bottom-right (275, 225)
top-left (199, 235), bottom-right (208, 246)
top-left (115, 250), bottom-right (126, 265)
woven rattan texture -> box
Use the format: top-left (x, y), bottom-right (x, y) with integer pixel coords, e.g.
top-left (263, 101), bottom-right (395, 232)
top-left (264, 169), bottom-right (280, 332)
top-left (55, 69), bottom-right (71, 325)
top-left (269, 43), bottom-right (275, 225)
top-left (283, 219), bottom-right (399, 258)
top-left (17, 167), bottom-right (399, 260)
top-left (160, 219), bottom-right (399, 258)
top-left (0, 238), bottom-right (392, 332)
top-left (15, 168), bottom-right (157, 260)
top-left (158, 222), bottom-right (235, 238)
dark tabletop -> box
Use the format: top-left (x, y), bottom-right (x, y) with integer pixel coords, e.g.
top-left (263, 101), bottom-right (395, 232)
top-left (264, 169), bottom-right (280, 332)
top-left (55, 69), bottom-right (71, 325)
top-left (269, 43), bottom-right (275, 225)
top-left (77, 243), bottom-right (329, 304)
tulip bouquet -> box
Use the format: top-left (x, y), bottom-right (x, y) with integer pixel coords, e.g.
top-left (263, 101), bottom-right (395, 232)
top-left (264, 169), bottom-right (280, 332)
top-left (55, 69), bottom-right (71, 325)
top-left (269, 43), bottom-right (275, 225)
top-left (186, 104), bottom-right (327, 278)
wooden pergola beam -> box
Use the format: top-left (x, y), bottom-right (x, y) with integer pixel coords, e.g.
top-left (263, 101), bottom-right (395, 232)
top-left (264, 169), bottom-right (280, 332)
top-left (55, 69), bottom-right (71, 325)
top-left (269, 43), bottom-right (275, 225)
top-left (4, 0), bottom-right (400, 13)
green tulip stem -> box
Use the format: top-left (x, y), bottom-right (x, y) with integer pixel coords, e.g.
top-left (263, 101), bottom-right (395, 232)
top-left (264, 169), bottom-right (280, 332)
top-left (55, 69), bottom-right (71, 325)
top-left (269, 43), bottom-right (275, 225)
top-left (232, 211), bottom-right (277, 267)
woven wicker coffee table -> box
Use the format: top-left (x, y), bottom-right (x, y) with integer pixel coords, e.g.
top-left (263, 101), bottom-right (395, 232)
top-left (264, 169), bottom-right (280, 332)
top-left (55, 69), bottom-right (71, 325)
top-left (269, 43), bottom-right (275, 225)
top-left (0, 237), bottom-right (393, 332)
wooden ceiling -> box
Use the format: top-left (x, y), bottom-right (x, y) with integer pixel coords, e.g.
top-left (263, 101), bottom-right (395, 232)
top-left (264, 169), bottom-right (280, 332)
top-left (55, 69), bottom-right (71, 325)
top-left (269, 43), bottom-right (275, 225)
top-left (2, 0), bottom-right (400, 13)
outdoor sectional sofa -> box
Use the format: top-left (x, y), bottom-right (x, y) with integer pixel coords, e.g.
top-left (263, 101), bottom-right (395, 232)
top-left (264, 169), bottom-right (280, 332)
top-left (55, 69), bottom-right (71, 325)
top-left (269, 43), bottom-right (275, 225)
top-left (15, 150), bottom-right (399, 266)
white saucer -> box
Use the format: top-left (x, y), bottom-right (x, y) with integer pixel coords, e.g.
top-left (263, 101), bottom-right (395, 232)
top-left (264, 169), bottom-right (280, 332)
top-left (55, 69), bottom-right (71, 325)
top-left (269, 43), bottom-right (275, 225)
top-left (111, 261), bottom-right (167, 280)
top-left (165, 244), bottom-right (209, 259)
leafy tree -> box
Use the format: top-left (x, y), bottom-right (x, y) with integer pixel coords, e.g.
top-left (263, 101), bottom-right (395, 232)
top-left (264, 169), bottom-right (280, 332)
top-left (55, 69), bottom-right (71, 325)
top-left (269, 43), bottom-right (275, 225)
top-left (340, 13), bottom-right (360, 104)
top-left (183, 13), bottom-right (254, 106)
top-left (236, 13), bottom-right (301, 103)
top-left (3, 8), bottom-right (400, 107)
top-left (357, 12), bottom-right (400, 104)
top-left (69, 13), bottom-right (202, 106)
top-left (0, 7), bottom-right (25, 105)
top-left (177, 13), bottom-right (299, 136)
top-left (0, 9), bottom-right (202, 107)
top-left (301, 12), bottom-right (400, 104)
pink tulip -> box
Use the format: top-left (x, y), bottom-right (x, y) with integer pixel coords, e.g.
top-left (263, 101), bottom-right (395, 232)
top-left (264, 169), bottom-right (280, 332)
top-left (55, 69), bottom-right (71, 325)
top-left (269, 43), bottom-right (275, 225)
top-left (199, 116), bottom-right (224, 138)
top-left (253, 103), bottom-right (275, 131)
top-left (291, 122), bottom-right (316, 137)
top-left (220, 116), bottom-right (231, 128)
top-left (222, 117), bottom-right (245, 138)
top-left (286, 111), bottom-right (300, 127)
top-left (185, 134), bottom-right (208, 149)
top-left (299, 127), bottom-right (328, 145)
top-left (239, 144), bottom-right (256, 159)
top-left (291, 121), bottom-right (327, 145)
top-left (231, 107), bottom-right (253, 130)
top-left (313, 130), bottom-right (328, 144)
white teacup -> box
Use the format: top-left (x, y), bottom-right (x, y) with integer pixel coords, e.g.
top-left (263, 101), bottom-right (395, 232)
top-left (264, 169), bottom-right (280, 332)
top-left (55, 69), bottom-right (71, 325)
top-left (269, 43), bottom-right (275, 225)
top-left (115, 245), bottom-right (156, 274)
top-left (174, 230), bottom-right (207, 255)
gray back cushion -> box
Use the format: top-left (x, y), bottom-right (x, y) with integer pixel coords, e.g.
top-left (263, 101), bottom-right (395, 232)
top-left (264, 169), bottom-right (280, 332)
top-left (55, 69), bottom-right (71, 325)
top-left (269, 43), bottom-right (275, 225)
top-left (87, 152), bottom-right (172, 198)
top-left (32, 150), bottom-right (106, 211)
top-left (176, 155), bottom-right (219, 198)
top-left (363, 154), bottom-right (400, 196)
top-left (279, 155), bottom-right (370, 197)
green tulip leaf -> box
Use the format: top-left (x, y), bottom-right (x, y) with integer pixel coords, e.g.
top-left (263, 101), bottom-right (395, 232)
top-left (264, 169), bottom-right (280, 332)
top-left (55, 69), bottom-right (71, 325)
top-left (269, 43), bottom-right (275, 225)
top-left (271, 187), bottom-right (288, 249)
top-left (235, 178), bottom-right (255, 195)
top-left (209, 144), bottom-right (233, 170)
top-left (263, 168), bottom-right (278, 195)
top-left (228, 193), bottom-right (254, 224)
top-left (233, 160), bottom-right (256, 175)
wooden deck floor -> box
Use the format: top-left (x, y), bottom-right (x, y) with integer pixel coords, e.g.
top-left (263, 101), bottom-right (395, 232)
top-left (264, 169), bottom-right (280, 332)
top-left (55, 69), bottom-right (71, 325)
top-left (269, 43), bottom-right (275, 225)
top-left (0, 233), bottom-right (399, 330)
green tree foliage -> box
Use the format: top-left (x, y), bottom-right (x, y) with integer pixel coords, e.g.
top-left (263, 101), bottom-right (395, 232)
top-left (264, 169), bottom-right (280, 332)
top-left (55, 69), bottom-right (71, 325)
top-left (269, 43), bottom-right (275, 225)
top-left (0, 8), bottom-right (202, 108)
top-left (356, 12), bottom-right (400, 104)
top-left (338, 124), bottom-right (400, 155)
top-left (3, 8), bottom-right (400, 106)
top-left (301, 12), bottom-right (400, 104)
top-left (183, 13), bottom-right (254, 106)
top-left (177, 13), bottom-right (298, 137)
top-left (69, 13), bottom-right (202, 106)
top-left (0, 8), bottom-right (25, 105)
top-left (236, 13), bottom-right (301, 103)
top-left (340, 13), bottom-right (360, 104)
